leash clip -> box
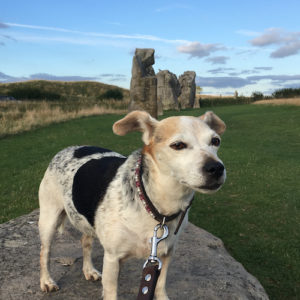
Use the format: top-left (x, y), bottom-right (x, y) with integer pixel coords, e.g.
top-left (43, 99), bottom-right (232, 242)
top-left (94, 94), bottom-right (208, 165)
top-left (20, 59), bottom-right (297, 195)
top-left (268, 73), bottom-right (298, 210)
top-left (143, 224), bottom-right (169, 270)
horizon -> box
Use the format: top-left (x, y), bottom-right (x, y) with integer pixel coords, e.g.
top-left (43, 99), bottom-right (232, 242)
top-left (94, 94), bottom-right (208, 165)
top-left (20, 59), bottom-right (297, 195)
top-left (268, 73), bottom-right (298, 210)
top-left (1, 0), bottom-right (300, 96)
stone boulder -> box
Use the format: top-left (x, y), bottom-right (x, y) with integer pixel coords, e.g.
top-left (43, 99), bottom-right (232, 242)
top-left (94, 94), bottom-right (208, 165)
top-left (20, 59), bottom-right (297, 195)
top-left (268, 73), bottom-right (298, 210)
top-left (178, 71), bottom-right (196, 109)
top-left (0, 210), bottom-right (269, 300)
top-left (129, 48), bottom-right (158, 118)
top-left (157, 70), bottom-right (181, 111)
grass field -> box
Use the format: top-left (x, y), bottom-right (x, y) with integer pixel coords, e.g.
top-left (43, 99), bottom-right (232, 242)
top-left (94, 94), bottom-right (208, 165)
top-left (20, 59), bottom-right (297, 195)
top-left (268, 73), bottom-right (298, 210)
top-left (0, 104), bottom-right (299, 299)
top-left (0, 99), bottom-right (129, 137)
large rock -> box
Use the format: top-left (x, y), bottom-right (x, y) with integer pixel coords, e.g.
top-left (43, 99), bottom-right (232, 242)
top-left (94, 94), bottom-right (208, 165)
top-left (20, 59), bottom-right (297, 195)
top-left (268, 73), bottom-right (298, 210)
top-left (0, 210), bottom-right (269, 299)
top-left (157, 70), bottom-right (181, 111)
top-left (129, 48), bottom-right (158, 118)
top-left (178, 71), bottom-right (196, 109)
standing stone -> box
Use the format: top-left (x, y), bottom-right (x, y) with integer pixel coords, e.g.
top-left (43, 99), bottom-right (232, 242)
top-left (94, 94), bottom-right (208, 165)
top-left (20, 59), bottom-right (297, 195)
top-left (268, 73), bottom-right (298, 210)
top-left (193, 97), bottom-right (200, 108)
top-left (129, 49), bottom-right (158, 118)
top-left (157, 70), bottom-right (181, 111)
top-left (157, 98), bottom-right (164, 116)
top-left (178, 71), bottom-right (196, 109)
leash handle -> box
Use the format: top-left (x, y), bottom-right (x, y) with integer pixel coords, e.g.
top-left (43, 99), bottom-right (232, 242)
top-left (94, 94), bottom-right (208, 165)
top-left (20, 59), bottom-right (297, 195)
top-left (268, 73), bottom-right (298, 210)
top-left (137, 264), bottom-right (160, 300)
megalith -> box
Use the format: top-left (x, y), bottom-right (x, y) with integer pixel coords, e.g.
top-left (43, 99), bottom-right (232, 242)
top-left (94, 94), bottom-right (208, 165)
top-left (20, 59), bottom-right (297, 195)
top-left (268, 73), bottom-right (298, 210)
top-left (178, 71), bottom-right (196, 109)
top-left (157, 70), bottom-right (181, 111)
top-left (129, 48), bottom-right (158, 118)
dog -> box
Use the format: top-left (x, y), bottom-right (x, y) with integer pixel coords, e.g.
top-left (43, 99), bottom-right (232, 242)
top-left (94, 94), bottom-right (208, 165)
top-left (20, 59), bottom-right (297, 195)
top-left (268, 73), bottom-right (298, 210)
top-left (38, 110), bottom-right (226, 300)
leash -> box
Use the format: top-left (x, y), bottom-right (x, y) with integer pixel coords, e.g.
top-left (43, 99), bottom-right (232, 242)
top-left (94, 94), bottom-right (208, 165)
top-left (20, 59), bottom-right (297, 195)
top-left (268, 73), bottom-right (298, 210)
top-left (137, 224), bottom-right (168, 299)
top-left (135, 154), bottom-right (194, 299)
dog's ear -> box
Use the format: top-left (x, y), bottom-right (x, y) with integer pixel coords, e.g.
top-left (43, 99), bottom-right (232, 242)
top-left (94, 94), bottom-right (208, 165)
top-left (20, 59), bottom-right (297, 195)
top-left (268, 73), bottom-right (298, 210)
top-left (200, 111), bottom-right (226, 135)
top-left (113, 111), bottom-right (158, 145)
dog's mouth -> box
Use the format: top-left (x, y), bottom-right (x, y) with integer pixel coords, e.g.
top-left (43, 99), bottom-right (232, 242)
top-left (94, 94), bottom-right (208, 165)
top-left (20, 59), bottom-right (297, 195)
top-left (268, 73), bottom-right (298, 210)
top-left (198, 182), bottom-right (222, 191)
top-left (180, 180), bottom-right (224, 193)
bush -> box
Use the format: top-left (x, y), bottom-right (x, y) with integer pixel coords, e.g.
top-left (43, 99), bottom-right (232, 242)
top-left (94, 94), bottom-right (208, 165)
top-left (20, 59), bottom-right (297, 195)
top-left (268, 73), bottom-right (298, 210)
top-left (7, 87), bottom-right (61, 101)
top-left (251, 91), bottom-right (264, 101)
top-left (272, 87), bottom-right (300, 98)
top-left (99, 88), bottom-right (123, 100)
top-left (199, 96), bottom-right (253, 107)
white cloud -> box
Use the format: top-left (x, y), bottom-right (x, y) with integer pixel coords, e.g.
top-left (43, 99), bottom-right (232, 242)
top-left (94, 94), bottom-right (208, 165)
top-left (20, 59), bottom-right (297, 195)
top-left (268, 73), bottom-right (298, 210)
top-left (254, 67), bottom-right (273, 71)
top-left (205, 56), bottom-right (229, 65)
top-left (207, 67), bottom-right (235, 74)
top-left (196, 74), bottom-right (300, 90)
top-left (250, 28), bottom-right (284, 46)
top-left (0, 22), bottom-right (9, 29)
top-left (197, 76), bottom-right (253, 88)
top-left (29, 73), bottom-right (98, 81)
top-left (0, 71), bottom-right (126, 83)
top-left (0, 22), bottom-right (13, 46)
top-left (177, 42), bottom-right (226, 58)
top-left (5, 22), bottom-right (189, 45)
top-left (207, 67), bottom-right (273, 76)
top-left (270, 40), bottom-right (300, 58)
top-left (250, 28), bottom-right (300, 58)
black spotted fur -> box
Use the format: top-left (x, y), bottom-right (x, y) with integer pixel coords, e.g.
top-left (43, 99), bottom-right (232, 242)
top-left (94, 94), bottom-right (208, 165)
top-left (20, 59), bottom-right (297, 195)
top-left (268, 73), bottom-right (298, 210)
top-left (72, 156), bottom-right (127, 225)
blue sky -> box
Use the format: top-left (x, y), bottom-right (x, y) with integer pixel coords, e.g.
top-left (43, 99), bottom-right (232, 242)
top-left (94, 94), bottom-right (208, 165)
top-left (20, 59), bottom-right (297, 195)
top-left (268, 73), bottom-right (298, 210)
top-left (1, 0), bottom-right (300, 95)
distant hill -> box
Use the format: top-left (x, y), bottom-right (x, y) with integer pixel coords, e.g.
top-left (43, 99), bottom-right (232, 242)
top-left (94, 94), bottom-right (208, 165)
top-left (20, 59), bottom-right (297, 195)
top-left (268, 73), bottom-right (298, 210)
top-left (0, 80), bottom-right (129, 101)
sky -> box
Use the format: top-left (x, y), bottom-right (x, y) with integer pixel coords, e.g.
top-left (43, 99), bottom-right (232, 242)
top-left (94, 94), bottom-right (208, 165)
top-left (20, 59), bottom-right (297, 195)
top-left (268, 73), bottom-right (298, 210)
top-left (1, 0), bottom-right (300, 96)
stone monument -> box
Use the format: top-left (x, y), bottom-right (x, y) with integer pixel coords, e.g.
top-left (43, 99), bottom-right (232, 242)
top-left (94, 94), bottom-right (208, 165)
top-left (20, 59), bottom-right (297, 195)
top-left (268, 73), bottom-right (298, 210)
top-left (157, 70), bottom-right (181, 111)
top-left (178, 71), bottom-right (196, 109)
top-left (129, 48), bottom-right (158, 118)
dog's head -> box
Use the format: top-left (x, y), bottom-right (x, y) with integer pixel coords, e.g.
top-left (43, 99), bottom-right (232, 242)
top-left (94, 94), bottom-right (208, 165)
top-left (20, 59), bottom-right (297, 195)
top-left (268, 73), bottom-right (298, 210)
top-left (113, 111), bottom-right (226, 194)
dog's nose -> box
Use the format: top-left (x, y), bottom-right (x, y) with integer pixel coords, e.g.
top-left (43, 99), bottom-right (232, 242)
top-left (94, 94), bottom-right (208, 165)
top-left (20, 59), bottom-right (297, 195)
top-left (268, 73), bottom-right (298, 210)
top-left (203, 161), bottom-right (225, 179)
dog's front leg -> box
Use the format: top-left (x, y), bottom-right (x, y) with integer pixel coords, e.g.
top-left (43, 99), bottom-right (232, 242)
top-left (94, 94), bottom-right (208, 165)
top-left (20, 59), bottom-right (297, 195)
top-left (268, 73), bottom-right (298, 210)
top-left (81, 234), bottom-right (101, 281)
top-left (102, 252), bottom-right (120, 300)
top-left (155, 255), bottom-right (171, 300)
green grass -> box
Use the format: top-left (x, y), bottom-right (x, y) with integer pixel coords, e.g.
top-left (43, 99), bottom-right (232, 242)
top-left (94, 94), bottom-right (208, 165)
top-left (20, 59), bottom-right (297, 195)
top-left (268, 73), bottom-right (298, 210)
top-left (189, 105), bottom-right (300, 300)
top-left (0, 104), bottom-right (299, 299)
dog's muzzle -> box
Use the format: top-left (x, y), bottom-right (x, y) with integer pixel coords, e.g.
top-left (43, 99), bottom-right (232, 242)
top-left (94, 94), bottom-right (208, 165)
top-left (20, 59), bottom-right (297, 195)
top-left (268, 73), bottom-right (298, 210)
top-left (200, 159), bottom-right (226, 191)
top-left (203, 160), bottom-right (225, 179)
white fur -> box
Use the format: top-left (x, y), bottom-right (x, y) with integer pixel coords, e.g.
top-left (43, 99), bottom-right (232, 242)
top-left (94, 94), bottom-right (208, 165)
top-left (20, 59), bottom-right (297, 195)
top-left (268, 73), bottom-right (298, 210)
top-left (38, 111), bottom-right (226, 299)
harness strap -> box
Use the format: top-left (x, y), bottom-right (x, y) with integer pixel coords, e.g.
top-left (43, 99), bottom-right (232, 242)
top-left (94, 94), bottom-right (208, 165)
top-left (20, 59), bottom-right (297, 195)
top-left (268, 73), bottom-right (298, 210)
top-left (137, 264), bottom-right (161, 300)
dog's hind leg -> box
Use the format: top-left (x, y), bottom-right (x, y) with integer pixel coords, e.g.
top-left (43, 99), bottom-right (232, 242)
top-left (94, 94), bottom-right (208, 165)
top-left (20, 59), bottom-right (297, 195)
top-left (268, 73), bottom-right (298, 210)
top-left (38, 173), bottom-right (65, 292)
top-left (81, 234), bottom-right (101, 281)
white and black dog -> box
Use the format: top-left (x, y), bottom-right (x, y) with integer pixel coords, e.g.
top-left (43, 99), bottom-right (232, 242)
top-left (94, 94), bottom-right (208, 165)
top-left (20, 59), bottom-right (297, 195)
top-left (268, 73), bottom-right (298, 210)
top-left (39, 110), bottom-right (226, 300)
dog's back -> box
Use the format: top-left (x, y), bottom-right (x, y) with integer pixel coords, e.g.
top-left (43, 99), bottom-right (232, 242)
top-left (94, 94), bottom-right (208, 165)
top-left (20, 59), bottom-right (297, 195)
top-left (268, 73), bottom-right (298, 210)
top-left (39, 146), bottom-right (127, 235)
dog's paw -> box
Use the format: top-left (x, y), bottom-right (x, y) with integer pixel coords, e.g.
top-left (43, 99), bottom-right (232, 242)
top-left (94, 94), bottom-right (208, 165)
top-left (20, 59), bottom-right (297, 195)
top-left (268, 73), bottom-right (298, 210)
top-left (156, 296), bottom-right (170, 300)
top-left (83, 268), bottom-right (102, 281)
top-left (155, 292), bottom-right (170, 300)
top-left (156, 297), bottom-right (170, 300)
top-left (40, 278), bottom-right (59, 293)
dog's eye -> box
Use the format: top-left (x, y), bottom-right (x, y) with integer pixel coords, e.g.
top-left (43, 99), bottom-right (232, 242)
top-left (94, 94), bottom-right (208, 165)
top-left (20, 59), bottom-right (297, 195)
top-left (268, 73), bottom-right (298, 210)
top-left (170, 142), bottom-right (187, 150)
top-left (211, 137), bottom-right (221, 147)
